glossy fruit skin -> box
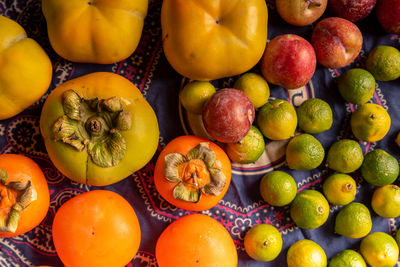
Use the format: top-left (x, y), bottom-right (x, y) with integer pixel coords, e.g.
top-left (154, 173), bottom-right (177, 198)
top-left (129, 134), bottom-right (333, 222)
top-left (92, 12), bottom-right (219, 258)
top-left (311, 17), bottom-right (363, 69)
top-left (52, 190), bottom-right (141, 267)
top-left (261, 34), bottom-right (316, 89)
top-left (328, 0), bottom-right (376, 22)
top-left (156, 214), bottom-right (237, 267)
top-left (0, 154), bottom-right (49, 238)
top-left (40, 72), bottom-right (159, 186)
top-left (202, 88), bottom-right (255, 143)
top-left (371, 185), bottom-right (400, 218)
top-left (276, 0), bottom-right (327, 26)
top-left (287, 239), bottom-right (327, 267)
top-left (376, 0), bottom-right (400, 35)
top-left (0, 15), bottom-right (52, 120)
top-left (360, 232), bottom-right (399, 267)
top-left (42, 0), bottom-right (148, 64)
top-left (244, 224), bottom-right (282, 262)
top-left (161, 0), bottom-right (268, 80)
top-left (154, 135), bottom-right (231, 211)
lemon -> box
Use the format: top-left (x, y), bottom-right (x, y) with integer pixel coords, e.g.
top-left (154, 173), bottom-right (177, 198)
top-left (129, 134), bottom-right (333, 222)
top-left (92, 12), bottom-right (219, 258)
top-left (179, 81), bottom-right (216, 114)
top-left (326, 139), bottom-right (363, 173)
top-left (260, 171), bottom-right (297, 207)
top-left (297, 98), bottom-right (333, 134)
top-left (350, 103), bottom-right (391, 143)
top-left (328, 250), bottom-right (366, 267)
top-left (361, 149), bottom-right (399, 186)
top-left (334, 202), bottom-right (372, 238)
top-left (257, 99), bottom-right (297, 140)
top-left (286, 134), bottom-right (325, 170)
top-left (360, 232), bottom-right (399, 267)
top-left (338, 68), bottom-right (375, 105)
top-left (366, 45), bottom-right (400, 81)
top-left (287, 239), bottom-right (327, 267)
top-left (290, 190), bottom-right (329, 229)
top-left (226, 126), bottom-right (265, 164)
top-left (371, 184), bottom-right (400, 218)
top-left (322, 173), bottom-right (356, 206)
top-left (234, 73), bottom-right (270, 109)
top-left (244, 224), bottom-right (282, 262)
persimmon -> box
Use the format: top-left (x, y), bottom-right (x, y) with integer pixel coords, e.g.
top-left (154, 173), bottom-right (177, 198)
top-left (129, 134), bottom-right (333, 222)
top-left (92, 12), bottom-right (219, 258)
top-left (52, 190), bottom-right (141, 267)
top-left (154, 135), bottom-right (231, 211)
top-left (0, 154), bottom-right (49, 238)
top-left (156, 214), bottom-right (238, 267)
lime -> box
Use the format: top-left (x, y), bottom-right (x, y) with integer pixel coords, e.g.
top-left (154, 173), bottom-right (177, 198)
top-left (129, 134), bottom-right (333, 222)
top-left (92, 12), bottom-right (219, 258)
top-left (287, 239), bottom-right (327, 267)
top-left (371, 184), bottom-right (400, 218)
top-left (244, 224), bottom-right (282, 262)
top-left (334, 202), bottom-right (372, 238)
top-left (179, 81), bottom-right (216, 114)
top-left (350, 103), bottom-right (391, 143)
top-left (338, 68), bottom-right (375, 105)
top-left (260, 171), bottom-right (297, 207)
top-left (366, 45), bottom-right (400, 81)
top-left (326, 139), bottom-right (363, 173)
top-left (226, 126), bottom-right (265, 164)
top-left (328, 250), bottom-right (366, 267)
top-left (234, 73), bottom-right (270, 109)
top-left (290, 190), bottom-right (329, 229)
top-left (322, 173), bottom-right (356, 206)
top-left (296, 98), bottom-right (333, 134)
top-left (257, 99), bottom-right (297, 140)
top-left (286, 134), bottom-right (325, 170)
top-left (360, 232), bottom-right (399, 267)
top-left (361, 149), bottom-right (399, 186)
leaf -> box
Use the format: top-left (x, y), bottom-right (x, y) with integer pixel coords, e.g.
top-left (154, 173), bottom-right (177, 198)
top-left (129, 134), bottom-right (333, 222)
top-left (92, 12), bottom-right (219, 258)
top-left (187, 142), bottom-right (216, 168)
top-left (173, 182), bottom-right (201, 203)
top-left (202, 168), bottom-right (226, 196)
top-left (164, 153), bottom-right (187, 182)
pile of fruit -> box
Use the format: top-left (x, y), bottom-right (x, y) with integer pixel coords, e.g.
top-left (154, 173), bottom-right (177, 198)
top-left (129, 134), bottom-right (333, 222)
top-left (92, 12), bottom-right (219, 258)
top-left (1, 0), bottom-right (400, 266)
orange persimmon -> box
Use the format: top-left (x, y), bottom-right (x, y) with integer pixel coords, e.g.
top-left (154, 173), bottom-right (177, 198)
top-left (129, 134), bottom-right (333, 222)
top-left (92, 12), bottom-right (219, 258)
top-left (154, 135), bottom-right (231, 211)
top-left (52, 190), bottom-right (141, 267)
top-left (0, 154), bottom-right (50, 238)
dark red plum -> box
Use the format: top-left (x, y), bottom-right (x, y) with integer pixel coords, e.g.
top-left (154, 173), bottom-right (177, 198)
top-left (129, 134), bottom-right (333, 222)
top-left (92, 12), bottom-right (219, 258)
top-left (328, 0), bottom-right (376, 22)
top-left (202, 89), bottom-right (255, 143)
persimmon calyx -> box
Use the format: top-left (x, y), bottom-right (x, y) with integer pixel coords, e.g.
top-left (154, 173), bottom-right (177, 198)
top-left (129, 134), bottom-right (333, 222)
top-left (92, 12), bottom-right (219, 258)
top-left (0, 168), bottom-right (36, 233)
top-left (164, 142), bottom-right (226, 203)
top-left (53, 89), bottom-right (131, 168)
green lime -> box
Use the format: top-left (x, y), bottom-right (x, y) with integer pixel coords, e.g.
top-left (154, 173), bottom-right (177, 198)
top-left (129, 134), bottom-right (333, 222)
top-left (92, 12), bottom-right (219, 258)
top-left (234, 73), bottom-right (270, 109)
top-left (179, 81), bottom-right (216, 114)
top-left (338, 68), bottom-right (376, 105)
top-left (326, 139), bottom-right (364, 173)
top-left (296, 98), bottom-right (333, 134)
top-left (361, 149), bottom-right (399, 186)
top-left (371, 184), bottom-right (400, 218)
top-left (322, 173), bottom-right (356, 206)
top-left (286, 134), bottom-right (325, 170)
top-left (257, 99), bottom-right (297, 140)
top-left (287, 239), bottom-right (327, 267)
top-left (328, 250), bottom-right (366, 267)
top-left (334, 202), bottom-right (372, 239)
top-left (290, 190), bottom-right (329, 229)
top-left (226, 126), bottom-right (265, 164)
top-left (260, 171), bottom-right (297, 207)
top-left (360, 232), bottom-right (399, 267)
top-left (350, 103), bottom-right (391, 143)
top-left (366, 45), bottom-right (400, 81)
top-left (244, 224), bottom-right (282, 262)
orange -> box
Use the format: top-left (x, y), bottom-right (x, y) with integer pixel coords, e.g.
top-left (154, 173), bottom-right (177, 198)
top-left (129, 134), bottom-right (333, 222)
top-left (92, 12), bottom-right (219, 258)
top-left (156, 214), bottom-right (237, 267)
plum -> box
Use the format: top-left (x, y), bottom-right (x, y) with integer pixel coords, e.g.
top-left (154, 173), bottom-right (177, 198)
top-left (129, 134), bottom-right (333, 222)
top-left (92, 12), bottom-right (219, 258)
top-left (202, 89), bottom-right (255, 143)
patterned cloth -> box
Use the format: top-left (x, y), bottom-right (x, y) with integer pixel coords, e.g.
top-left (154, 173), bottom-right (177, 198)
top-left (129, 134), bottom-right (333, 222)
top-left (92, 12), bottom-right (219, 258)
top-left (0, 0), bottom-right (400, 266)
